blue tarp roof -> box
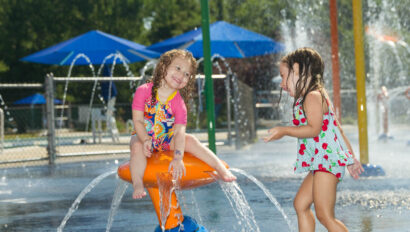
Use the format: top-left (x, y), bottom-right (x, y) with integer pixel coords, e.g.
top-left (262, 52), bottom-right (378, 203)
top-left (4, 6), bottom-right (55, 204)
top-left (13, 93), bottom-right (62, 105)
top-left (148, 21), bottom-right (284, 58)
top-left (21, 30), bottom-right (160, 65)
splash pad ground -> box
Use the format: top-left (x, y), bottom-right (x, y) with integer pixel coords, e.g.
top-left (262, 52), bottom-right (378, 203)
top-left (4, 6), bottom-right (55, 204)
top-left (1, 125), bottom-right (410, 231)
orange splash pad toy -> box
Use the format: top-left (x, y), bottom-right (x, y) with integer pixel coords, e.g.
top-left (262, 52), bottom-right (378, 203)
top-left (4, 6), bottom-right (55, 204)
top-left (117, 150), bottom-right (227, 230)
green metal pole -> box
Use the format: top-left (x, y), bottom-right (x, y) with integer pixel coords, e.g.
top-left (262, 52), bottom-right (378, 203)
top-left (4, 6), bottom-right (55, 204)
top-left (200, 0), bottom-right (216, 153)
top-left (352, 0), bottom-right (369, 164)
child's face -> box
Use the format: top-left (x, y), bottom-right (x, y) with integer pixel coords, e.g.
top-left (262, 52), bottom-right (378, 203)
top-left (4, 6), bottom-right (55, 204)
top-left (279, 62), bottom-right (299, 97)
top-left (164, 57), bottom-right (192, 90)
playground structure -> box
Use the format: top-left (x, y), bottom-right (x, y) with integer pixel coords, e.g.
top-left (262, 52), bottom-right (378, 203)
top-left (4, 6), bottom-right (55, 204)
top-left (117, 151), bottom-right (224, 231)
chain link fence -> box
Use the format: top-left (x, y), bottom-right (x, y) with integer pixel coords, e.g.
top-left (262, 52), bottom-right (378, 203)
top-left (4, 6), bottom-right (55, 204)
top-left (1, 73), bottom-right (256, 166)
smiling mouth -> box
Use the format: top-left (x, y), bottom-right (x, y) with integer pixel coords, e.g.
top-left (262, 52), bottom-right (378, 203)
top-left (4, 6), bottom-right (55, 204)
top-left (172, 77), bottom-right (182, 84)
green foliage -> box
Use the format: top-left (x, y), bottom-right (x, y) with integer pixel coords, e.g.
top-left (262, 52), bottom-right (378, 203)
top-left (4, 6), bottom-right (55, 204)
top-left (143, 0), bottom-right (201, 43)
top-left (0, 0), bottom-right (151, 103)
top-left (0, 0), bottom-right (408, 107)
top-left (0, 60), bottom-right (9, 72)
top-left (214, 0), bottom-right (290, 38)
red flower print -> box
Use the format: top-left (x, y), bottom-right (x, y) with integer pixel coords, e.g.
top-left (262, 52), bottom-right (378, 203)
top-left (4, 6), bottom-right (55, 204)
top-left (322, 143), bottom-right (328, 150)
top-left (299, 149), bottom-right (304, 155)
top-left (333, 120), bottom-right (338, 126)
top-left (299, 110), bottom-right (302, 115)
top-left (294, 167), bottom-right (296, 171)
top-left (324, 154), bottom-right (329, 160)
top-left (301, 118), bottom-right (306, 123)
top-left (293, 119), bottom-right (300, 126)
top-left (323, 119), bottom-right (329, 125)
top-left (322, 125), bottom-right (328, 131)
top-left (338, 160), bottom-right (346, 166)
top-left (302, 161), bottom-right (310, 167)
top-left (318, 164), bottom-right (327, 170)
top-left (314, 136), bottom-right (319, 142)
top-left (315, 148), bottom-right (319, 154)
top-left (296, 101), bottom-right (299, 106)
top-left (311, 157), bottom-right (314, 162)
top-left (336, 173), bottom-right (341, 179)
top-left (300, 144), bottom-right (306, 150)
top-left (334, 134), bottom-right (338, 141)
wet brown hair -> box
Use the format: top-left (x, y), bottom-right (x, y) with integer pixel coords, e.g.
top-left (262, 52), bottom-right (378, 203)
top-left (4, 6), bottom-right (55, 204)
top-left (279, 47), bottom-right (326, 111)
top-left (150, 49), bottom-right (197, 110)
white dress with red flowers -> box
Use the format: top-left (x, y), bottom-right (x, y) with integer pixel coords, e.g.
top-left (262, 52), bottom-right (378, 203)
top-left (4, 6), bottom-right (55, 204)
top-left (293, 98), bottom-right (354, 181)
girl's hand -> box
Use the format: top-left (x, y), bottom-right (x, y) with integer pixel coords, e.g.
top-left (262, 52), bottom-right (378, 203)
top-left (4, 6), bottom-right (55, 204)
top-left (263, 127), bottom-right (286, 142)
top-left (143, 139), bottom-right (152, 157)
top-left (347, 157), bottom-right (364, 179)
top-left (168, 158), bottom-right (186, 180)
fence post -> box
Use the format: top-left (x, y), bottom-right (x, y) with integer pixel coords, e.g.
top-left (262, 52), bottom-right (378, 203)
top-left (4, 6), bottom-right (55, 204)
top-left (231, 75), bottom-right (241, 150)
top-left (45, 73), bottom-right (56, 164)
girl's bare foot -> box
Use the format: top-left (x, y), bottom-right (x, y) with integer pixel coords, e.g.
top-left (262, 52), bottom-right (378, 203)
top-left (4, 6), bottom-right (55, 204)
top-left (218, 168), bottom-right (237, 182)
top-left (132, 180), bottom-right (146, 199)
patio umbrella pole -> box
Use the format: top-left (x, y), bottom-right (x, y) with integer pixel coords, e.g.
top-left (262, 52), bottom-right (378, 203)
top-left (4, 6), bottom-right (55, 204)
top-left (200, 0), bottom-right (216, 153)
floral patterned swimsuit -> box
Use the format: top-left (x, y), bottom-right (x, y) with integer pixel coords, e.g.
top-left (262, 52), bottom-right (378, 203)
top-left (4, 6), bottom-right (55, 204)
top-left (293, 98), bottom-right (354, 181)
top-left (131, 83), bottom-right (187, 152)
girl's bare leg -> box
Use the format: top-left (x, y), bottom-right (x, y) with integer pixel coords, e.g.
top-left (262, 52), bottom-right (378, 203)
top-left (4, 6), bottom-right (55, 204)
top-left (313, 172), bottom-right (348, 232)
top-left (174, 134), bottom-right (236, 182)
top-left (294, 172), bottom-right (315, 232)
top-left (129, 136), bottom-right (147, 199)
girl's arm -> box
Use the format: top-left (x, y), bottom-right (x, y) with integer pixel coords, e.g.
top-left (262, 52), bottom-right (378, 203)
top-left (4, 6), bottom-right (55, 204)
top-left (264, 91), bottom-right (323, 141)
top-left (286, 92), bottom-right (323, 138)
top-left (338, 121), bottom-right (364, 178)
top-left (132, 110), bottom-right (150, 142)
top-left (335, 120), bottom-right (356, 158)
top-left (173, 124), bottom-right (186, 157)
top-left (328, 98), bottom-right (364, 179)
top-left (169, 124), bottom-right (187, 179)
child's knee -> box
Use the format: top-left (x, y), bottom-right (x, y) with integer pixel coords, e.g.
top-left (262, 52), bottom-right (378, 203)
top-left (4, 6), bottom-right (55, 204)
top-left (293, 198), bottom-right (302, 213)
top-left (185, 134), bottom-right (200, 145)
top-left (314, 207), bottom-right (332, 225)
top-left (293, 197), bottom-right (311, 214)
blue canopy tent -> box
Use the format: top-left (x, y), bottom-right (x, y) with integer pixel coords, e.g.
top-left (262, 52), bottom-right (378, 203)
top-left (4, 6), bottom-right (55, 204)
top-left (20, 30), bottom-right (160, 65)
top-left (13, 93), bottom-right (62, 130)
top-left (148, 21), bottom-right (284, 58)
top-left (13, 93), bottom-right (62, 105)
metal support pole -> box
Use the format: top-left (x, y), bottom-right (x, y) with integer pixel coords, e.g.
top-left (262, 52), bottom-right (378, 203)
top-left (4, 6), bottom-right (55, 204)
top-left (329, 0), bottom-right (342, 122)
top-left (352, 0), bottom-right (369, 164)
top-left (200, 0), bottom-right (216, 153)
top-left (45, 73), bottom-right (56, 164)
